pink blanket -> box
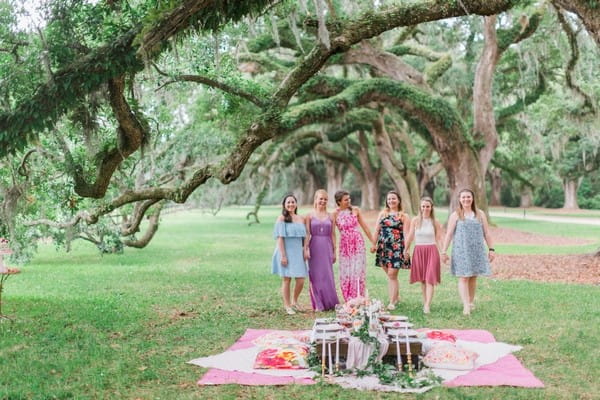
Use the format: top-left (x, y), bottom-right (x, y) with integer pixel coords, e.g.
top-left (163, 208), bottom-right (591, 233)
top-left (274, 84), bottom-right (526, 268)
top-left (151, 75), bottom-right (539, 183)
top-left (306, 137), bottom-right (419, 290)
top-left (193, 328), bottom-right (543, 388)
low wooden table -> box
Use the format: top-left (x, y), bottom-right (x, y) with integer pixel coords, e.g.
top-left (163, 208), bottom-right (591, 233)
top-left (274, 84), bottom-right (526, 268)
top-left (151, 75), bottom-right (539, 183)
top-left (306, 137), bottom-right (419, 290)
top-left (315, 337), bottom-right (423, 370)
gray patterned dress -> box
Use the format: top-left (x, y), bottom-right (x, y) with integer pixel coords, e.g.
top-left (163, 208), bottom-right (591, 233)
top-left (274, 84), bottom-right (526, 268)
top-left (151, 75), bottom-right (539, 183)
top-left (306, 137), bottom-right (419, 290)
top-left (450, 215), bottom-right (491, 277)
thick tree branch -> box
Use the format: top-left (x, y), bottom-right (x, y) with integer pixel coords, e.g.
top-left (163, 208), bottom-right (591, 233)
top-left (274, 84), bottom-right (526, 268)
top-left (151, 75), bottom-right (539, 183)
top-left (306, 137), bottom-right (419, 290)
top-left (122, 201), bottom-right (164, 248)
top-left (72, 76), bottom-right (147, 198)
top-left (553, 0), bottom-right (600, 47)
top-left (155, 73), bottom-right (267, 108)
top-left (554, 7), bottom-right (596, 115)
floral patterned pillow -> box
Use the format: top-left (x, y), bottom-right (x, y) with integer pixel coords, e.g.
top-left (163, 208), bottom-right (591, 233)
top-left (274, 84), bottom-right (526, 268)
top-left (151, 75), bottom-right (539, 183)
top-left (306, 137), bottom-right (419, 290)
top-left (426, 330), bottom-right (457, 343)
top-left (423, 343), bottom-right (478, 370)
top-left (254, 344), bottom-right (310, 369)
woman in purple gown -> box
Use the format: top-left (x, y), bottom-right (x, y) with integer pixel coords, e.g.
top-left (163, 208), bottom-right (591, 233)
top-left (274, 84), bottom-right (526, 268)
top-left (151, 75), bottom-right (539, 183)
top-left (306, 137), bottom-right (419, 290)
top-left (305, 189), bottom-right (340, 311)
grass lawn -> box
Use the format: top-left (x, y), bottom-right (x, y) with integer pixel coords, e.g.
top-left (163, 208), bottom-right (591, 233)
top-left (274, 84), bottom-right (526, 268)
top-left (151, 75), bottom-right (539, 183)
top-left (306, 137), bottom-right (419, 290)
top-left (1, 207), bottom-right (598, 400)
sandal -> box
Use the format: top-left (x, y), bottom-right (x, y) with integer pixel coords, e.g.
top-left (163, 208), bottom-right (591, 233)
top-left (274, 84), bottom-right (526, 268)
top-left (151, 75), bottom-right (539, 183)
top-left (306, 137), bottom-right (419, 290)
top-left (285, 307), bottom-right (296, 315)
top-left (291, 304), bottom-right (306, 313)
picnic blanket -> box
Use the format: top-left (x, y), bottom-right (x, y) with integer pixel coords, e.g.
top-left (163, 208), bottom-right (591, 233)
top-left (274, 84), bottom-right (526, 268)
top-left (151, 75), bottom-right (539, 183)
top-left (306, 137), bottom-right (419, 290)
top-left (188, 328), bottom-right (543, 389)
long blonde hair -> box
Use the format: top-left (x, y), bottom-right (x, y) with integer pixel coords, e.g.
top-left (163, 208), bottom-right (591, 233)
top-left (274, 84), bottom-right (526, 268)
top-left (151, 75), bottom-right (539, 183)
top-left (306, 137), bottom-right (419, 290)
top-left (416, 196), bottom-right (438, 237)
top-left (313, 189), bottom-right (329, 210)
top-left (457, 188), bottom-right (479, 220)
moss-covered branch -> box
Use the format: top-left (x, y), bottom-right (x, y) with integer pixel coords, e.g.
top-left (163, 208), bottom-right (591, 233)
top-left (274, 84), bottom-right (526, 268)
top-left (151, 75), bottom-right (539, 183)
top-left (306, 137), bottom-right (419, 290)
top-left (497, 72), bottom-right (546, 123)
top-left (554, 6), bottom-right (596, 114)
top-left (281, 78), bottom-right (465, 141)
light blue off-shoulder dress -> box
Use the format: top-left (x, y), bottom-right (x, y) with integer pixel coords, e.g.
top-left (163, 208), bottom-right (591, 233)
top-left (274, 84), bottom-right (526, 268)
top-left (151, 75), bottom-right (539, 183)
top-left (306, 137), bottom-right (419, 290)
top-left (271, 221), bottom-right (308, 278)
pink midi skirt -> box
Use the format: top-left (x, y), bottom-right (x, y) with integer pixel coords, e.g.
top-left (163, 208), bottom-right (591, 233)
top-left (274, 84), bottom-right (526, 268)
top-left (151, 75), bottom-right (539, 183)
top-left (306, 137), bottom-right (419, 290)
top-left (409, 244), bottom-right (441, 285)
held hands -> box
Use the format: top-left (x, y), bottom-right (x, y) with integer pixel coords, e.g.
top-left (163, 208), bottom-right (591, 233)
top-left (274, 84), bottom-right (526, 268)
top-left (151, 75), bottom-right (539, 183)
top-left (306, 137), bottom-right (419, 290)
top-left (304, 248), bottom-right (310, 261)
top-left (370, 244), bottom-right (376, 253)
top-left (441, 253), bottom-right (449, 264)
top-left (488, 250), bottom-right (496, 262)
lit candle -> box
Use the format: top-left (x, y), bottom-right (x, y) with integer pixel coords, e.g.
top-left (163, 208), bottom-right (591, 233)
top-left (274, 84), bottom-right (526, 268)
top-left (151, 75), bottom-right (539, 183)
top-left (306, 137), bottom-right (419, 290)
top-left (405, 328), bottom-right (410, 354)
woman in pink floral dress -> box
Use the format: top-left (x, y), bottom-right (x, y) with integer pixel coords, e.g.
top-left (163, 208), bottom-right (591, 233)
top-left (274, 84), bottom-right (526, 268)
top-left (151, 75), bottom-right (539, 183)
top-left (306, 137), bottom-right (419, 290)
top-left (332, 190), bottom-right (374, 301)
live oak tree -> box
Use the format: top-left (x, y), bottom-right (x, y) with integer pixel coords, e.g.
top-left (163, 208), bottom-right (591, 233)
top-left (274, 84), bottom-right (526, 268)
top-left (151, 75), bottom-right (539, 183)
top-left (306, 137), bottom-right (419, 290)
top-left (0, 0), bottom-right (598, 257)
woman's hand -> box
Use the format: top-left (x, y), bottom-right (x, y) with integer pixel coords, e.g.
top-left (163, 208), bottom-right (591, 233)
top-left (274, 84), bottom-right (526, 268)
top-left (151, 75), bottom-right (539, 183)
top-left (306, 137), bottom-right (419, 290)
top-left (281, 255), bottom-right (288, 266)
top-left (370, 244), bottom-right (377, 253)
top-left (488, 249), bottom-right (496, 262)
top-left (304, 248), bottom-right (310, 260)
top-left (441, 253), bottom-right (449, 264)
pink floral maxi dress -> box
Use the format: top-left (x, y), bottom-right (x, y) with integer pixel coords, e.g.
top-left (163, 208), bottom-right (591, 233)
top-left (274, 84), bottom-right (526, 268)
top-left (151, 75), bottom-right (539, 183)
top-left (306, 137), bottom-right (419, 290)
top-left (335, 209), bottom-right (366, 301)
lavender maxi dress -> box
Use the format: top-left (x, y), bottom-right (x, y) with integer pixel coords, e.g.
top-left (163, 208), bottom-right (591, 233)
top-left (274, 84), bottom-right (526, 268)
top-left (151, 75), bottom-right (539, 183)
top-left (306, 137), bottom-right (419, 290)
top-left (308, 217), bottom-right (340, 311)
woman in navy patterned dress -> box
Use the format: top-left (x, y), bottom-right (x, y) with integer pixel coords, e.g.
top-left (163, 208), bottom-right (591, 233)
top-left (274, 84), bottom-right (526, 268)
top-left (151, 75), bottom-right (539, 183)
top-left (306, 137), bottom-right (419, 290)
top-left (370, 191), bottom-right (411, 310)
top-left (441, 189), bottom-right (495, 315)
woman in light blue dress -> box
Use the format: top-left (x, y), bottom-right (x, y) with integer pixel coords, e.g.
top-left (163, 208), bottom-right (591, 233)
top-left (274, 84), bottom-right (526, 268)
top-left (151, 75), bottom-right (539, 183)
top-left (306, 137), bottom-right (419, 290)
top-left (272, 194), bottom-right (308, 315)
top-left (441, 189), bottom-right (495, 315)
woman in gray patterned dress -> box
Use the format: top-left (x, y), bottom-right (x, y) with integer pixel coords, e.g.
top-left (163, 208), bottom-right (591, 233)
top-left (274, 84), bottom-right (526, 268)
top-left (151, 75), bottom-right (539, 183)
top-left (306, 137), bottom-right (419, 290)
top-left (441, 189), bottom-right (495, 315)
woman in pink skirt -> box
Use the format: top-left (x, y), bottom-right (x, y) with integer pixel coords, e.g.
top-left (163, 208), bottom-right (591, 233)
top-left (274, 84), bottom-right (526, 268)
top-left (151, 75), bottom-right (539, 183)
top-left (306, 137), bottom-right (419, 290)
top-left (404, 197), bottom-right (443, 314)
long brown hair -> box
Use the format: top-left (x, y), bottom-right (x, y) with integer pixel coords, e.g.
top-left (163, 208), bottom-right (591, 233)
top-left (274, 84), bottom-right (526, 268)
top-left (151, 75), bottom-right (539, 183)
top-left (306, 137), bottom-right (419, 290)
top-left (281, 194), bottom-right (298, 223)
top-left (334, 190), bottom-right (352, 210)
top-left (457, 188), bottom-right (478, 220)
top-left (416, 196), bottom-right (438, 237)
top-left (384, 190), bottom-right (402, 217)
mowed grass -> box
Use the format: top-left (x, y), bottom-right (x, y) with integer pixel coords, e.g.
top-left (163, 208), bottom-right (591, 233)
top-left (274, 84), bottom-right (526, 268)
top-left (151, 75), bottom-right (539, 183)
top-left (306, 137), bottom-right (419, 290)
top-left (0, 206), bottom-right (599, 400)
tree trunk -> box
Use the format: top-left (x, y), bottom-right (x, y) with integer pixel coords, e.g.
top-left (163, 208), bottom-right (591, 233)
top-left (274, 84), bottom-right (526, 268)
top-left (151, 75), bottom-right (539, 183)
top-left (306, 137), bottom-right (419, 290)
top-left (520, 186), bottom-right (534, 208)
top-left (372, 114), bottom-right (414, 214)
top-left (563, 178), bottom-right (580, 209)
top-left (442, 146), bottom-right (488, 213)
top-left (325, 159), bottom-right (345, 200)
top-left (418, 161), bottom-right (443, 199)
top-left (356, 131), bottom-right (380, 210)
top-left (489, 168), bottom-right (502, 206)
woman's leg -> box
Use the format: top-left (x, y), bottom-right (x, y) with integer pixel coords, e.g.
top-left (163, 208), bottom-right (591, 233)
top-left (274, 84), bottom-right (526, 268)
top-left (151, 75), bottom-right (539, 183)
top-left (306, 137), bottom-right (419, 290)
top-left (468, 276), bottom-right (478, 308)
top-left (282, 277), bottom-right (292, 308)
top-left (424, 283), bottom-right (434, 313)
top-left (387, 268), bottom-right (399, 305)
top-left (458, 277), bottom-right (471, 315)
top-left (292, 278), bottom-right (305, 306)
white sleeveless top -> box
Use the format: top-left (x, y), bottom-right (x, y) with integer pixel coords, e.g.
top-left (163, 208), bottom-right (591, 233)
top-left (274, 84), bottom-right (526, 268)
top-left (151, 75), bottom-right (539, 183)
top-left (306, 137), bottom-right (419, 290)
top-left (415, 218), bottom-right (436, 245)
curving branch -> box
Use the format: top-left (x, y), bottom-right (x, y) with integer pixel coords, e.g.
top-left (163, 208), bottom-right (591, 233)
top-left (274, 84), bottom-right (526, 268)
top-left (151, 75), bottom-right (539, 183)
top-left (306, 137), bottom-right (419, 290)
top-left (121, 199), bottom-right (162, 236)
top-left (122, 201), bottom-right (165, 248)
top-left (70, 76), bottom-right (148, 198)
top-left (153, 65), bottom-right (267, 107)
top-left (340, 40), bottom-right (428, 89)
top-left (554, 6), bottom-right (596, 115)
top-left (496, 72), bottom-right (546, 124)
top-left (553, 0), bottom-right (600, 47)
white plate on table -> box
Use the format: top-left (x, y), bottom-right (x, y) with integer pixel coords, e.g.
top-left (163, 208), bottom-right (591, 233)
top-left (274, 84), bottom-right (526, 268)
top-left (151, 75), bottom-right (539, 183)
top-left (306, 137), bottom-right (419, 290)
top-left (387, 315), bottom-right (408, 321)
top-left (384, 321), bottom-right (413, 329)
top-left (387, 328), bottom-right (419, 337)
top-left (313, 323), bottom-right (343, 332)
